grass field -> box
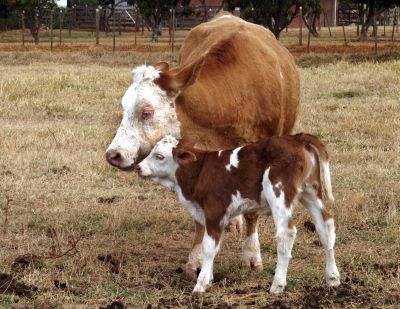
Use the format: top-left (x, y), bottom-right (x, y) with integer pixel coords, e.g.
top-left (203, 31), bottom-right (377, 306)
top-left (0, 39), bottom-right (399, 307)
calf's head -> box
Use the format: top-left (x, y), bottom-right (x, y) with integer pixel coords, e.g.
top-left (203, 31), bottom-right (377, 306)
top-left (136, 136), bottom-right (199, 188)
top-left (105, 60), bottom-right (204, 170)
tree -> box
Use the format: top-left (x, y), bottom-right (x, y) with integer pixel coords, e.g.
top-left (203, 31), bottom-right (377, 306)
top-left (10, 0), bottom-right (57, 44)
top-left (225, 0), bottom-right (300, 38)
top-left (300, 0), bottom-right (322, 37)
top-left (136, 0), bottom-right (185, 39)
top-left (342, 0), bottom-right (400, 40)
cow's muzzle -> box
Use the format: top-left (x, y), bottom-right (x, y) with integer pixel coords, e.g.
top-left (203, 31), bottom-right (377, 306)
top-left (105, 149), bottom-right (135, 171)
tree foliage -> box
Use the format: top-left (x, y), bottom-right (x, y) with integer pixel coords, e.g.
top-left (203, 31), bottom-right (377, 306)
top-left (342, 0), bottom-right (400, 40)
top-left (225, 0), bottom-right (298, 38)
top-left (9, 0), bottom-right (57, 43)
top-left (224, 0), bottom-right (323, 38)
top-left (300, 0), bottom-right (322, 37)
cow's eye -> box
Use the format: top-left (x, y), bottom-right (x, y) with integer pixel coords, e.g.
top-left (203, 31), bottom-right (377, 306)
top-left (155, 154), bottom-right (165, 160)
top-left (141, 105), bottom-right (154, 120)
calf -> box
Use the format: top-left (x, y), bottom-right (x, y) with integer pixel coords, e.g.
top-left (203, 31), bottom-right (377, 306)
top-left (136, 134), bottom-right (340, 293)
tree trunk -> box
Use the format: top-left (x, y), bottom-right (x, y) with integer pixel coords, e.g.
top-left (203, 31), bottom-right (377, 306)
top-left (302, 15), bottom-right (319, 37)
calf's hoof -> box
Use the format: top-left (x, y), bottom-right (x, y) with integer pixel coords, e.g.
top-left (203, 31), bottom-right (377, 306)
top-left (326, 274), bottom-right (341, 287)
top-left (192, 284), bottom-right (207, 293)
top-left (269, 282), bottom-right (286, 294)
top-left (227, 216), bottom-right (243, 234)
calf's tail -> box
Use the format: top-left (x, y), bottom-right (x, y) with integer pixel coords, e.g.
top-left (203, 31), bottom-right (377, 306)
top-left (294, 133), bottom-right (335, 203)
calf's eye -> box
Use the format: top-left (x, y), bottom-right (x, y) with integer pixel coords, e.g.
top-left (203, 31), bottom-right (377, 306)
top-left (155, 154), bottom-right (165, 160)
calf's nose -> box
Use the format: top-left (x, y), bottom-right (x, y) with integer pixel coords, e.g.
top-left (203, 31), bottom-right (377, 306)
top-left (134, 164), bottom-right (141, 174)
top-left (106, 149), bottom-right (123, 167)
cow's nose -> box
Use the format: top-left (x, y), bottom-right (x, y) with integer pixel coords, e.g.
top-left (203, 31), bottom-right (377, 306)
top-left (106, 149), bottom-right (123, 167)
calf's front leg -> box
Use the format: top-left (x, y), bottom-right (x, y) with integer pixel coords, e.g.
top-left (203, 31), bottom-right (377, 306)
top-left (193, 225), bottom-right (222, 293)
top-left (184, 221), bottom-right (204, 280)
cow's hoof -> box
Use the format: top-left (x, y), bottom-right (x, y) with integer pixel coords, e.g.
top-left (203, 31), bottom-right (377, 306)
top-left (270, 282), bottom-right (285, 294)
top-left (184, 264), bottom-right (201, 281)
top-left (326, 274), bottom-right (341, 287)
top-left (243, 256), bottom-right (263, 272)
top-left (227, 216), bottom-right (243, 233)
top-left (250, 259), bottom-right (263, 272)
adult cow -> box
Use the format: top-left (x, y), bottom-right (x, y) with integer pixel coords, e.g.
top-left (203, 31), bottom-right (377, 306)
top-left (106, 12), bottom-right (299, 280)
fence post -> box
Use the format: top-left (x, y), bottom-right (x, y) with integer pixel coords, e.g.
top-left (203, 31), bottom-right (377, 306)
top-left (134, 8), bottom-right (137, 46)
top-left (113, 7), bottom-right (116, 52)
top-left (74, 5), bottom-right (78, 30)
top-left (392, 9), bottom-right (397, 42)
top-left (50, 9), bottom-right (54, 51)
top-left (171, 8), bottom-right (175, 62)
top-left (85, 4), bottom-right (88, 26)
top-left (95, 8), bottom-right (100, 45)
top-left (118, 11), bottom-right (121, 35)
top-left (299, 6), bottom-right (303, 46)
top-left (307, 16), bottom-right (311, 53)
top-left (59, 9), bottom-right (63, 45)
top-left (35, 9), bottom-right (39, 45)
top-left (169, 8), bottom-right (172, 46)
top-left (68, 8), bottom-right (72, 37)
top-left (342, 23), bottom-right (347, 45)
top-left (374, 9), bottom-right (378, 55)
top-left (21, 10), bottom-right (25, 46)
top-left (383, 10), bottom-right (387, 36)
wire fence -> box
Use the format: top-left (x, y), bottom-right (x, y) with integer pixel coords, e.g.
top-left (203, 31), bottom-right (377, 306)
top-left (0, 6), bottom-right (399, 56)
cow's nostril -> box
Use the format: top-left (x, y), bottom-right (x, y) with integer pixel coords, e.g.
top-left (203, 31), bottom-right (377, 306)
top-left (106, 149), bottom-right (122, 166)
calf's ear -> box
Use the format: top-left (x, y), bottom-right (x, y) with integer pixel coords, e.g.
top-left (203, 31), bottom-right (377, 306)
top-left (173, 148), bottom-right (197, 166)
top-left (154, 61), bottom-right (169, 72)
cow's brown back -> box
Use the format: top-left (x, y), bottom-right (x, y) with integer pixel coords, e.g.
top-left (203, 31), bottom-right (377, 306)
top-left (176, 12), bottom-right (299, 150)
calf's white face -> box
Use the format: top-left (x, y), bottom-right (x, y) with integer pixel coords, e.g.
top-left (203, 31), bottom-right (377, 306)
top-left (137, 135), bottom-right (179, 188)
top-left (106, 65), bottom-right (180, 170)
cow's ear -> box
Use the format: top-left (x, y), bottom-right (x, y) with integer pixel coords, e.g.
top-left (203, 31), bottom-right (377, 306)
top-left (173, 148), bottom-right (197, 166)
top-left (154, 61), bottom-right (169, 72)
top-left (155, 58), bottom-right (204, 94)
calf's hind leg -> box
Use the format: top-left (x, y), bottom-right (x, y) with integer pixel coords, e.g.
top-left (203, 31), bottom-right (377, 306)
top-left (301, 191), bottom-right (340, 287)
top-left (242, 212), bottom-right (263, 271)
top-left (263, 174), bottom-right (297, 293)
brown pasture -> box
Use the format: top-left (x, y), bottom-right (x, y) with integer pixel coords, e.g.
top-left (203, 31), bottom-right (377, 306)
top-left (0, 27), bottom-right (399, 307)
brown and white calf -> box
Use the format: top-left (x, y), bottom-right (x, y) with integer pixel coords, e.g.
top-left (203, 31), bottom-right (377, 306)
top-left (136, 134), bottom-right (340, 293)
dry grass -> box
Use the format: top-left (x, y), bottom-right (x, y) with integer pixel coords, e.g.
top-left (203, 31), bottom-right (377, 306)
top-left (0, 45), bottom-right (399, 308)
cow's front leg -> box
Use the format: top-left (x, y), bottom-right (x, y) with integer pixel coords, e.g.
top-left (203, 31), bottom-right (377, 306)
top-left (193, 225), bottom-right (222, 293)
top-left (184, 221), bottom-right (204, 280)
top-left (242, 212), bottom-right (263, 271)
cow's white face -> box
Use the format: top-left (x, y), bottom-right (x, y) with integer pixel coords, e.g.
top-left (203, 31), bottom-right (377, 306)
top-left (137, 135), bottom-right (179, 189)
top-left (106, 65), bottom-right (181, 170)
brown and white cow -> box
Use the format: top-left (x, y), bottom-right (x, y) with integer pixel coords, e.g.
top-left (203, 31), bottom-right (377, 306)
top-left (136, 134), bottom-right (340, 293)
top-left (105, 12), bottom-right (299, 279)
